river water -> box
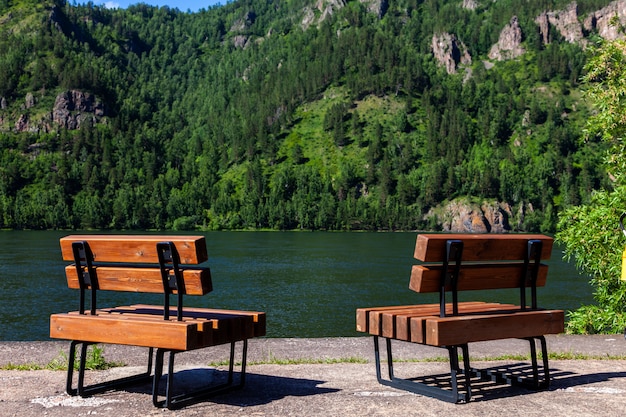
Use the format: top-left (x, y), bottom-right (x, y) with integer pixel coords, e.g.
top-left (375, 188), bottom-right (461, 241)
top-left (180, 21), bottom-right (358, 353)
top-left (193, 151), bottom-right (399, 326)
top-left (0, 230), bottom-right (594, 340)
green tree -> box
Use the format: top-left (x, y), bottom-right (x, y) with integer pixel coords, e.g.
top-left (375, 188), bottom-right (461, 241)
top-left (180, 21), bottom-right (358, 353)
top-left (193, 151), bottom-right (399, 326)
top-left (556, 40), bottom-right (626, 334)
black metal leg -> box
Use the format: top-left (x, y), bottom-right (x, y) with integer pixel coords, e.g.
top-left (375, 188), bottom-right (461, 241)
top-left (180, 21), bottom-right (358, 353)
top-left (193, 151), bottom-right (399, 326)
top-left (460, 344), bottom-right (472, 402)
top-left (65, 341), bottom-right (79, 396)
top-left (152, 349), bottom-right (165, 406)
top-left (373, 336), bottom-right (383, 382)
top-left (372, 337), bottom-right (467, 403)
top-left (532, 336), bottom-right (550, 389)
top-left (239, 338), bottom-right (248, 387)
top-left (166, 350), bottom-right (176, 407)
top-left (227, 340), bottom-right (235, 385)
top-left (65, 341), bottom-right (95, 397)
top-left (446, 344), bottom-right (472, 402)
top-left (529, 337), bottom-right (540, 384)
top-left (66, 341), bottom-right (154, 398)
top-left (77, 342), bottom-right (89, 396)
top-left (447, 346), bottom-right (460, 400)
top-left (152, 340), bottom-right (249, 409)
top-left (385, 337), bottom-right (394, 380)
top-left (373, 336), bottom-right (394, 383)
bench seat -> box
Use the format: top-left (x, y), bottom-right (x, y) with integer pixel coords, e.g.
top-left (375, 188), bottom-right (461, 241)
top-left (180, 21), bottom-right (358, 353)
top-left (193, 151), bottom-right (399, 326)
top-left (357, 302), bottom-right (564, 344)
top-left (51, 305), bottom-right (266, 350)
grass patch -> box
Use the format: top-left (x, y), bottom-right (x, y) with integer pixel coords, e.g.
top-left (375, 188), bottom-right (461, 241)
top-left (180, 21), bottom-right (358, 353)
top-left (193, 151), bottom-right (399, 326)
top-left (209, 354), bottom-right (368, 367)
top-left (1, 363), bottom-right (47, 371)
top-left (249, 356), bottom-right (369, 366)
top-left (0, 345), bottom-right (124, 371)
top-left (4, 348), bottom-right (626, 371)
top-left (388, 351), bottom-right (626, 364)
top-left (546, 351), bottom-right (626, 361)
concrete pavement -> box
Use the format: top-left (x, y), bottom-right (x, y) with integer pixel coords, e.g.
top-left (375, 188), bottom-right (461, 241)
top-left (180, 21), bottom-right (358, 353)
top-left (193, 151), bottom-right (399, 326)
top-left (1, 335), bottom-right (626, 416)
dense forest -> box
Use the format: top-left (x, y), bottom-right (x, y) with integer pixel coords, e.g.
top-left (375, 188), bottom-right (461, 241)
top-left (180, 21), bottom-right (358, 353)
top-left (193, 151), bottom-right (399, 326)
top-left (0, 0), bottom-right (618, 231)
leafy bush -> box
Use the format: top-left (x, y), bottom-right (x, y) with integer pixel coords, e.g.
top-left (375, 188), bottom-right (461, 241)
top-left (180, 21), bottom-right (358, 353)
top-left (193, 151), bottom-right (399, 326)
top-left (556, 40), bottom-right (626, 334)
top-left (557, 187), bottom-right (626, 333)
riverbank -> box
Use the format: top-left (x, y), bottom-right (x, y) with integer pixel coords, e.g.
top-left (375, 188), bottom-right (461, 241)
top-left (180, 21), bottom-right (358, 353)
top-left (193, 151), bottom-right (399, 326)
top-left (1, 335), bottom-right (626, 416)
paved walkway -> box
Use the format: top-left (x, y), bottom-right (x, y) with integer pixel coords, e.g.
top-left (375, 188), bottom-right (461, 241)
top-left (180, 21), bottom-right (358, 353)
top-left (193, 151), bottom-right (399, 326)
top-left (1, 335), bottom-right (626, 416)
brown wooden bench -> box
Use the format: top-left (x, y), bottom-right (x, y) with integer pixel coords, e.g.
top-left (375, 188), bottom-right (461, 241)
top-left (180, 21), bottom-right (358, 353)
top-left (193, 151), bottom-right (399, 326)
top-left (50, 235), bottom-right (266, 409)
top-left (356, 234), bottom-right (564, 403)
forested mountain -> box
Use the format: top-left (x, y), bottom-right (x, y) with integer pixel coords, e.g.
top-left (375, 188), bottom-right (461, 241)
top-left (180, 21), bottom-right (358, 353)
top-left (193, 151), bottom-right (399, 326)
top-left (0, 0), bottom-right (620, 231)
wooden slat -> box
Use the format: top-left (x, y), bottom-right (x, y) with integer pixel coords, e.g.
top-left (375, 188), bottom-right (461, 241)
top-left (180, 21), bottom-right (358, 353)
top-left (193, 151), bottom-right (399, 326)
top-left (406, 303), bottom-right (522, 343)
top-left (59, 235), bottom-right (208, 264)
top-left (65, 265), bottom-right (212, 295)
top-left (50, 313), bottom-right (201, 350)
top-left (91, 305), bottom-right (259, 343)
top-left (413, 234), bottom-right (553, 262)
top-left (130, 304), bottom-right (267, 338)
top-left (409, 263), bottom-right (549, 293)
top-left (357, 302), bottom-right (494, 336)
top-left (358, 302), bottom-right (521, 341)
top-left (357, 304), bottom-right (428, 334)
top-left (50, 305), bottom-right (265, 349)
top-left (395, 302), bottom-right (517, 342)
top-left (424, 310), bottom-right (565, 346)
top-left (96, 307), bottom-right (247, 347)
top-left (114, 305), bottom-right (266, 341)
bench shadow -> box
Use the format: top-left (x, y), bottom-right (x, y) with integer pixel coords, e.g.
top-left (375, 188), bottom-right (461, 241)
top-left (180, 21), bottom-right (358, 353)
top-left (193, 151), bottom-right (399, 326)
top-left (548, 367), bottom-right (626, 391)
top-left (211, 371), bottom-right (339, 406)
top-left (405, 363), bottom-right (626, 402)
top-left (123, 368), bottom-right (338, 407)
top-left (478, 366), bottom-right (626, 402)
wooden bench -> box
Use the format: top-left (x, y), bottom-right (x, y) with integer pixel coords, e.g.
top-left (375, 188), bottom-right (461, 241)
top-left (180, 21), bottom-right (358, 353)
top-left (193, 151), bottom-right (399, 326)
top-left (50, 235), bottom-right (266, 409)
top-left (356, 234), bottom-right (564, 403)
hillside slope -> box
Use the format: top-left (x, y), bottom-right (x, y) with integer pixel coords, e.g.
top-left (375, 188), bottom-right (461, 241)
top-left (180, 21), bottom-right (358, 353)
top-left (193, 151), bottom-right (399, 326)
top-left (0, 0), bottom-right (621, 231)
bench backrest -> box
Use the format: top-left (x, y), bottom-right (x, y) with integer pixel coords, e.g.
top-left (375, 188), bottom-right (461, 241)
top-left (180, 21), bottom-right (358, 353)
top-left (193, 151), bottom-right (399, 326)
top-left (410, 233), bottom-right (553, 292)
top-left (410, 234), bottom-right (553, 315)
top-left (60, 235), bottom-right (211, 295)
top-left (60, 235), bottom-right (211, 319)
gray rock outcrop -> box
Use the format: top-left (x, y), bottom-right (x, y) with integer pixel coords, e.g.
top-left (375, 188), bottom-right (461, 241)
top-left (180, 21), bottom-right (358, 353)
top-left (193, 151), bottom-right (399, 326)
top-left (15, 114), bottom-right (29, 132)
top-left (583, 0), bottom-right (626, 41)
top-left (432, 33), bottom-right (472, 74)
top-left (462, 0), bottom-right (478, 10)
top-left (360, 0), bottom-right (389, 19)
top-left (429, 200), bottom-right (513, 233)
top-left (302, 0), bottom-right (386, 29)
top-left (25, 93), bottom-right (35, 109)
top-left (536, 2), bottom-right (585, 45)
top-left (489, 16), bottom-right (525, 61)
top-left (230, 11), bottom-right (256, 33)
top-left (52, 90), bottom-right (104, 130)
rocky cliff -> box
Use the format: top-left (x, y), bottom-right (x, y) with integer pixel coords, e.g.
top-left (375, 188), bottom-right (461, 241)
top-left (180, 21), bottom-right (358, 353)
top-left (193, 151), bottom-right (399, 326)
top-left (584, 0), bottom-right (626, 40)
top-left (431, 32), bottom-right (472, 74)
top-left (301, 0), bottom-right (387, 30)
top-left (433, 0), bottom-right (626, 72)
top-left (536, 0), bottom-right (626, 45)
top-left (426, 199), bottom-right (520, 233)
top-left (489, 16), bottom-right (525, 61)
top-left (536, 2), bottom-right (585, 45)
top-left (52, 90), bottom-right (105, 130)
top-left (2, 90), bottom-right (105, 133)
